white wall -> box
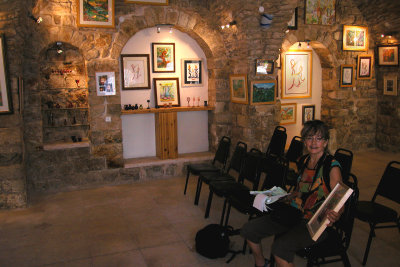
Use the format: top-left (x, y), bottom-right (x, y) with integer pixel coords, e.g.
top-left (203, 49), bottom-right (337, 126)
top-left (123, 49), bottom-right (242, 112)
top-left (279, 44), bottom-right (322, 148)
top-left (121, 27), bottom-right (209, 159)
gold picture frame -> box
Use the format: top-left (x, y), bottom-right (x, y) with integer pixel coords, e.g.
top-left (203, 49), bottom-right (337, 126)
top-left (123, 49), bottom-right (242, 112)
top-left (229, 74), bottom-right (248, 104)
top-left (250, 80), bottom-right (276, 105)
top-left (340, 64), bottom-right (355, 87)
top-left (280, 103), bottom-right (297, 125)
top-left (383, 74), bottom-right (398, 96)
top-left (153, 78), bottom-right (180, 107)
top-left (152, 43), bottom-right (175, 73)
top-left (343, 25), bottom-right (368, 51)
top-left (77, 0), bottom-right (115, 28)
top-left (357, 54), bottom-right (373, 80)
top-left (124, 0), bottom-right (168, 5)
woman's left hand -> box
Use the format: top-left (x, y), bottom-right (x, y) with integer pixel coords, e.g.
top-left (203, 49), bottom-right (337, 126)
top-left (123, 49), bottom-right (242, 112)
top-left (326, 210), bottom-right (341, 226)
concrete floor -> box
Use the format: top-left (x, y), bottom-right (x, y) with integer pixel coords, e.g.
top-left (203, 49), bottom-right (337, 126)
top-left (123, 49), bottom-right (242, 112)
top-left (0, 150), bottom-right (399, 267)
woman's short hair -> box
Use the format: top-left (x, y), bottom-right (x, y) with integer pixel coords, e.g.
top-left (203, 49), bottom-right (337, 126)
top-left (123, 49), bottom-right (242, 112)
top-left (301, 120), bottom-right (330, 140)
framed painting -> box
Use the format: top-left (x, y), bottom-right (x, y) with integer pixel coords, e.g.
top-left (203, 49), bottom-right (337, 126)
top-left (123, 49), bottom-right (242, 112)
top-left (181, 59), bottom-right (202, 87)
top-left (153, 78), bottom-right (180, 107)
top-left (95, 72), bottom-right (116, 96)
top-left (340, 64), bottom-right (355, 87)
top-left (120, 54), bottom-right (150, 90)
top-left (152, 43), bottom-right (175, 73)
top-left (280, 103), bottom-right (297, 125)
top-left (383, 74), bottom-right (397, 96)
top-left (287, 7), bottom-right (298, 30)
top-left (343, 25), bottom-right (368, 51)
top-left (378, 45), bottom-right (399, 66)
top-left (302, 105), bottom-right (315, 124)
top-left (305, 0), bottom-right (335, 25)
top-left (250, 80), bottom-right (276, 105)
top-left (357, 55), bottom-right (373, 80)
top-left (0, 35), bottom-right (12, 115)
top-left (256, 59), bottom-right (274, 75)
top-left (281, 50), bottom-right (313, 99)
top-left (77, 0), bottom-right (115, 28)
top-left (229, 74), bottom-right (248, 104)
top-left (124, 0), bottom-right (168, 5)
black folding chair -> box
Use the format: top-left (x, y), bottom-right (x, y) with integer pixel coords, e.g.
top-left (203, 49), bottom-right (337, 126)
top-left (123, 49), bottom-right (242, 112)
top-left (266, 126), bottom-right (287, 158)
top-left (334, 148), bottom-right (353, 184)
top-left (184, 136), bottom-right (231, 205)
top-left (284, 136), bottom-right (304, 191)
top-left (355, 161), bottom-right (400, 265)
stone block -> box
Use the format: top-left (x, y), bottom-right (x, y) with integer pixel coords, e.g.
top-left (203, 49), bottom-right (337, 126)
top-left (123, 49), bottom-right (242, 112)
top-left (119, 168), bottom-right (140, 182)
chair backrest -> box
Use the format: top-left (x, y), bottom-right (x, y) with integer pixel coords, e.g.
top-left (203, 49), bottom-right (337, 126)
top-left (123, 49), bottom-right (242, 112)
top-left (373, 161), bottom-right (400, 204)
top-left (266, 126), bottom-right (287, 158)
top-left (334, 148), bottom-right (353, 183)
top-left (285, 136), bottom-right (304, 163)
top-left (212, 136), bottom-right (231, 168)
top-left (260, 156), bottom-right (289, 190)
top-left (226, 141), bottom-right (247, 174)
top-left (238, 148), bottom-right (263, 190)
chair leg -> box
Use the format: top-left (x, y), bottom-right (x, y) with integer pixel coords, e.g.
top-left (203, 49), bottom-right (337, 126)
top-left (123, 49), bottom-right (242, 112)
top-left (224, 202), bottom-right (232, 227)
top-left (194, 177), bottom-right (202, 205)
top-left (341, 252), bottom-right (351, 267)
top-left (184, 169), bottom-right (190, 195)
top-left (220, 198), bottom-right (228, 225)
top-left (204, 190), bottom-right (213, 218)
top-left (362, 226), bottom-right (375, 265)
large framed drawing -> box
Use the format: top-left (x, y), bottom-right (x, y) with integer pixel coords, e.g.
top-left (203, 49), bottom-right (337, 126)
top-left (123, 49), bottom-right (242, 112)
top-left (77, 0), bottom-right (115, 28)
top-left (229, 74), bottom-right (248, 104)
top-left (0, 35), bottom-right (12, 115)
top-left (152, 43), bottom-right (175, 73)
top-left (250, 80), bottom-right (276, 105)
top-left (343, 25), bottom-right (368, 51)
top-left (153, 78), bottom-right (180, 107)
top-left (302, 104), bottom-right (315, 124)
top-left (305, 0), bottom-right (335, 25)
top-left (340, 64), bottom-right (355, 87)
top-left (181, 59), bottom-right (202, 87)
top-left (280, 103), bottom-right (296, 125)
top-left (281, 50), bottom-right (312, 99)
top-left (307, 182), bottom-right (353, 241)
top-left (120, 54), bottom-right (150, 90)
top-left (124, 0), bottom-right (168, 5)
top-left (95, 72), bottom-right (116, 96)
top-left (377, 45), bottom-right (399, 66)
top-left (357, 55), bottom-right (373, 80)
top-left (383, 74), bottom-right (398, 96)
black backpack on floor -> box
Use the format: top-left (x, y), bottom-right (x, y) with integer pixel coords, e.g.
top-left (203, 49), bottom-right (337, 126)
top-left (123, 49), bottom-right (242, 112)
top-left (195, 224), bottom-right (231, 259)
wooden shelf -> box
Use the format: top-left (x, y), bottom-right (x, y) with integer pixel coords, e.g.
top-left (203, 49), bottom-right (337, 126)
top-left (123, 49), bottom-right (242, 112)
top-left (121, 106), bottom-right (214, 114)
top-left (43, 141), bottom-right (89, 151)
top-left (43, 107), bottom-right (88, 111)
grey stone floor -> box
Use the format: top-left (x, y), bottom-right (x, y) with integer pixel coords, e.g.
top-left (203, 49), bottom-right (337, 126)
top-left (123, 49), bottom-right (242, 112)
top-left (0, 150), bottom-right (399, 267)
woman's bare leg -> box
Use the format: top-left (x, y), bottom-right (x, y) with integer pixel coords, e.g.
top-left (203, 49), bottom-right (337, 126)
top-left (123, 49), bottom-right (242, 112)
top-left (274, 254), bottom-right (295, 267)
top-left (247, 239), bottom-right (267, 266)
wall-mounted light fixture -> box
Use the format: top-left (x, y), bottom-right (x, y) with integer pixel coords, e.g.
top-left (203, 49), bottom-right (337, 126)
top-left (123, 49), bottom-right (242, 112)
top-left (28, 13), bottom-right (43, 24)
top-left (156, 24), bottom-right (174, 34)
top-left (221, 20), bottom-right (237, 30)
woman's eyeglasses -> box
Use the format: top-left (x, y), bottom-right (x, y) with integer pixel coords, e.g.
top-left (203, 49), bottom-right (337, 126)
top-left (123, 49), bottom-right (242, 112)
top-left (304, 136), bottom-right (325, 142)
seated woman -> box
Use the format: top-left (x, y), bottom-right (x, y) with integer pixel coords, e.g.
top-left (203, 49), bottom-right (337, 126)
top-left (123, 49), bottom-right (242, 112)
top-left (241, 120), bottom-right (342, 267)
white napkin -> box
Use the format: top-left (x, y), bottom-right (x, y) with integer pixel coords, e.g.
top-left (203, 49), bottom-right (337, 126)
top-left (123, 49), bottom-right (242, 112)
top-left (251, 186), bottom-right (289, 212)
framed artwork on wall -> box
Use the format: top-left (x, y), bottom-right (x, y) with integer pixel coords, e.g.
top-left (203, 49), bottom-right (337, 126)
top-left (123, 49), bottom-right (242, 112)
top-left (152, 43), bottom-right (175, 73)
top-left (77, 0), bottom-right (115, 28)
top-left (305, 0), bottom-right (335, 25)
top-left (153, 78), bottom-right (180, 107)
top-left (377, 45), bottom-right (399, 66)
top-left (340, 64), bottom-right (355, 87)
top-left (256, 59), bottom-right (274, 75)
top-left (281, 50), bottom-right (312, 99)
top-left (95, 72), bottom-right (116, 96)
top-left (280, 103), bottom-right (297, 125)
top-left (342, 25), bottom-right (368, 51)
top-left (287, 7), bottom-right (298, 30)
top-left (250, 80), bottom-right (276, 105)
top-left (181, 59), bottom-right (202, 87)
top-left (120, 54), bottom-right (150, 90)
top-left (0, 35), bottom-right (12, 114)
top-left (357, 54), bottom-right (373, 80)
top-left (229, 74), bottom-right (248, 104)
top-left (383, 74), bottom-right (398, 96)
top-left (124, 0), bottom-right (168, 5)
top-left (302, 104), bottom-right (315, 124)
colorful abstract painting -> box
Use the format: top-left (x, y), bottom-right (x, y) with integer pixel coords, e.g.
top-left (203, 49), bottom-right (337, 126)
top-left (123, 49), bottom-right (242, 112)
top-left (305, 0), bottom-right (335, 25)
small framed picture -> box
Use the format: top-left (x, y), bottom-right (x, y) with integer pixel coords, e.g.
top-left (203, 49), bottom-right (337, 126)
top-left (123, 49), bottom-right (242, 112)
top-left (250, 80), bottom-right (276, 105)
top-left (343, 25), bottom-right (368, 51)
top-left (383, 74), bottom-right (398, 96)
top-left (357, 55), bottom-right (373, 80)
top-left (120, 54), bottom-right (150, 90)
top-left (0, 34), bottom-right (12, 115)
top-left (340, 64), bottom-right (355, 87)
top-left (124, 0), bottom-right (168, 5)
top-left (181, 59), bottom-right (202, 87)
top-left (302, 105), bottom-right (315, 124)
top-left (280, 103), bottom-right (297, 125)
top-left (287, 7), bottom-right (298, 30)
top-left (305, 0), bottom-right (335, 25)
top-left (153, 78), bottom-right (180, 107)
top-left (377, 45), bottom-right (399, 66)
top-left (256, 59), bottom-right (274, 75)
top-left (96, 72), bottom-right (116, 96)
top-left (152, 43), bottom-right (175, 73)
top-left (76, 0), bottom-right (115, 28)
top-left (229, 74), bottom-right (248, 104)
